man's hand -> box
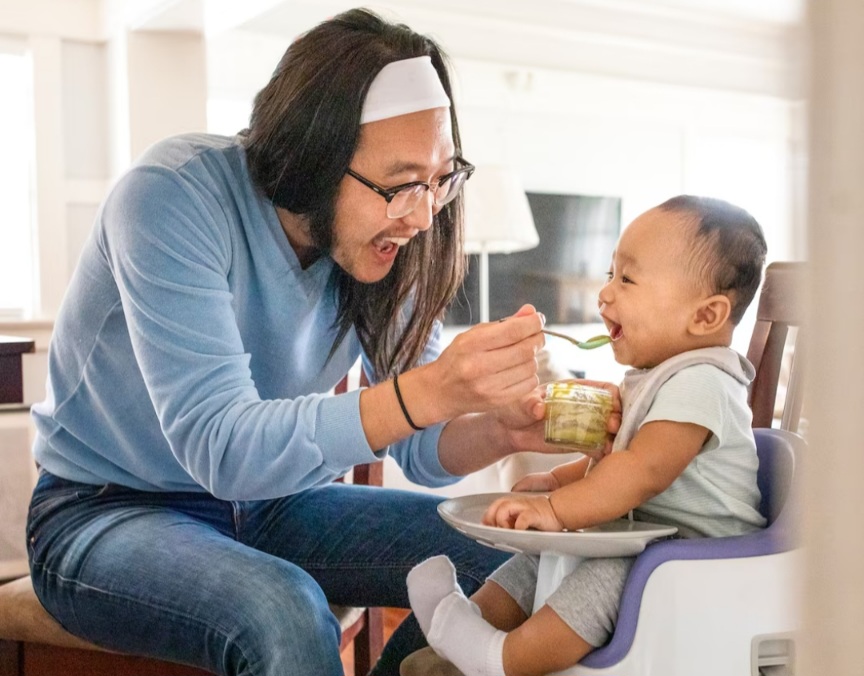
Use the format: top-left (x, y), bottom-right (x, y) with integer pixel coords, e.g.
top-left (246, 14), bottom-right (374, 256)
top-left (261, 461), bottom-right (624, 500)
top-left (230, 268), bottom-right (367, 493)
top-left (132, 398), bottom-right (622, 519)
top-left (491, 384), bottom-right (546, 452)
top-left (419, 305), bottom-right (545, 422)
top-left (493, 379), bottom-right (623, 460)
top-left (511, 471), bottom-right (561, 492)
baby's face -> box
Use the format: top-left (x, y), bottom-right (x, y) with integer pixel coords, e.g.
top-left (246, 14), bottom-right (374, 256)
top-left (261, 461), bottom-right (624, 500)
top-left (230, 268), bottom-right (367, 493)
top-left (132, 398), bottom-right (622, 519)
top-left (598, 208), bottom-right (709, 369)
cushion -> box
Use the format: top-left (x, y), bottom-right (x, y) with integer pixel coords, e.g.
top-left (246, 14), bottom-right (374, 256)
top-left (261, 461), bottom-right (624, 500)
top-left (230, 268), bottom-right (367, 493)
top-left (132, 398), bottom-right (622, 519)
top-left (0, 576), bottom-right (367, 650)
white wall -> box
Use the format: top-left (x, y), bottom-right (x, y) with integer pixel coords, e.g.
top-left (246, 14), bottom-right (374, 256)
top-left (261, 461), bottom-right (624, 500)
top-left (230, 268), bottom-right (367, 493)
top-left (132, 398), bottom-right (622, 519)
top-left (452, 58), bottom-right (803, 259)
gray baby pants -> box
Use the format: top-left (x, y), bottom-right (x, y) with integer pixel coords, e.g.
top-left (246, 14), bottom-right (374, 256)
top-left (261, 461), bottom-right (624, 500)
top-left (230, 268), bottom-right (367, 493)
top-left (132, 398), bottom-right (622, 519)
top-left (488, 553), bottom-right (635, 647)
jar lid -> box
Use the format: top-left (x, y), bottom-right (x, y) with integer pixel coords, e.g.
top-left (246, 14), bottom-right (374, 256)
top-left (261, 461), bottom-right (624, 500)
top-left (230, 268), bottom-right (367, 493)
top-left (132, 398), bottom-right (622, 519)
top-left (545, 382), bottom-right (612, 405)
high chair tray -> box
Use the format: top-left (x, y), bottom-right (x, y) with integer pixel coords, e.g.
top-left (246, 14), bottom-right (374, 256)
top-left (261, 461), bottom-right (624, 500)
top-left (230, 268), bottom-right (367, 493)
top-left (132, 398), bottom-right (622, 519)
top-left (438, 493), bottom-right (678, 558)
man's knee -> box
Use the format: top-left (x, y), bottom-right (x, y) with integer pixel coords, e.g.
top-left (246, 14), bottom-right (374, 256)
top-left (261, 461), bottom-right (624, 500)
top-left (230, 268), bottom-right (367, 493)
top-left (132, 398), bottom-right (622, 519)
top-left (220, 561), bottom-right (343, 674)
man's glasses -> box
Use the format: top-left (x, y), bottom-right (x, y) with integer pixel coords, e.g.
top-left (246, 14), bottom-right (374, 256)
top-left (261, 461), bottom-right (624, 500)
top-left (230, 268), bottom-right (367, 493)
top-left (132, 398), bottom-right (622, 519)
top-left (346, 157), bottom-right (475, 219)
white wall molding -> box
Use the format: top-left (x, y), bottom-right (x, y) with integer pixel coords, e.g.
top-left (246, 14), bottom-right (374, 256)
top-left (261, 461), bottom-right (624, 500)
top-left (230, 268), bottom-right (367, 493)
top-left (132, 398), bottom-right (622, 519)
top-left (29, 34), bottom-right (68, 320)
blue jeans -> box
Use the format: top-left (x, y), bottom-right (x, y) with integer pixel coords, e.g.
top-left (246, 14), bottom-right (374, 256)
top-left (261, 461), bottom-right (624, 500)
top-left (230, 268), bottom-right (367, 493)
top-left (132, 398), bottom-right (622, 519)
top-left (27, 471), bottom-right (509, 676)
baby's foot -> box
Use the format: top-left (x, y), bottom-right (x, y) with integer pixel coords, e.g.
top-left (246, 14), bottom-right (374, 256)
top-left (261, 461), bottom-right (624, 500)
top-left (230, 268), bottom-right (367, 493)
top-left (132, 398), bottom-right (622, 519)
top-left (427, 593), bottom-right (506, 676)
top-left (407, 555), bottom-right (462, 636)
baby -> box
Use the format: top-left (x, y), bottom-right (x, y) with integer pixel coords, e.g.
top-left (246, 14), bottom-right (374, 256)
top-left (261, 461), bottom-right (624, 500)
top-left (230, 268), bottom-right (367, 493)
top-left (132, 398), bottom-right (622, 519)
top-left (404, 195), bottom-right (768, 676)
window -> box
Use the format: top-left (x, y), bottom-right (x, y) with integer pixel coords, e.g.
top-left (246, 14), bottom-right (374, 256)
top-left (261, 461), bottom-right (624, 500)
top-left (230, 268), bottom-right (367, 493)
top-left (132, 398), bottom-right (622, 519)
top-left (0, 45), bottom-right (35, 319)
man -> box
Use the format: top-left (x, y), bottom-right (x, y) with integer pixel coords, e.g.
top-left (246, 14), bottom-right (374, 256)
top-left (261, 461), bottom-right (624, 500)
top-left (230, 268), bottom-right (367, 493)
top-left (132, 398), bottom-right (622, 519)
top-left (27, 9), bottom-right (575, 675)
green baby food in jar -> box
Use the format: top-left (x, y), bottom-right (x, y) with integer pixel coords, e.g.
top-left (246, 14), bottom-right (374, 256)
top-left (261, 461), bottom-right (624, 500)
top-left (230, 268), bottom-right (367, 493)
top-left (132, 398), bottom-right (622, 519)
top-left (544, 382), bottom-right (613, 452)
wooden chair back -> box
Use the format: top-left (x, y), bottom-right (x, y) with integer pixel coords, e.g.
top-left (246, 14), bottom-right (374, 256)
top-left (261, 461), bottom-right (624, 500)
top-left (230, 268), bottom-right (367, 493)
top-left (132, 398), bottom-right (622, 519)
top-left (746, 261), bottom-right (807, 432)
top-left (332, 369), bottom-right (385, 671)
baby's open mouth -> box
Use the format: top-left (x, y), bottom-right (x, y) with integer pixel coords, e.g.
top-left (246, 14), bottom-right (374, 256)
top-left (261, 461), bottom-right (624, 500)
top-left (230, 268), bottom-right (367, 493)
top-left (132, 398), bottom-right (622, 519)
top-left (608, 322), bottom-right (624, 341)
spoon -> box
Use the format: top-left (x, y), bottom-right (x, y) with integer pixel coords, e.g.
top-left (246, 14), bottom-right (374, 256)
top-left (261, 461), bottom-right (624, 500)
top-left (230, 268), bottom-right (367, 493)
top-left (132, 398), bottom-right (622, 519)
top-left (542, 330), bottom-right (612, 350)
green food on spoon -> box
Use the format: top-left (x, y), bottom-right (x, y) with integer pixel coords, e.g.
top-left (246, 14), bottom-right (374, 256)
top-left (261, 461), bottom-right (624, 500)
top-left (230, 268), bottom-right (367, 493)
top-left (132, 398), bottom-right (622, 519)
top-left (542, 330), bottom-right (612, 350)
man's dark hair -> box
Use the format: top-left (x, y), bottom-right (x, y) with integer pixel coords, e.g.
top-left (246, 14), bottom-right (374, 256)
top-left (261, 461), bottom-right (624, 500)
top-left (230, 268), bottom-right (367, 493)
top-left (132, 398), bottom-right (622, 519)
top-left (659, 195), bottom-right (768, 324)
top-left (242, 8), bottom-right (464, 380)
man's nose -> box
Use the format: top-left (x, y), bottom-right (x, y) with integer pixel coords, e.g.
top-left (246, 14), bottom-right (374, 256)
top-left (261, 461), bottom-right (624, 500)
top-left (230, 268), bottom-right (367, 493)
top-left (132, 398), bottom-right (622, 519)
top-left (401, 191), bottom-right (435, 232)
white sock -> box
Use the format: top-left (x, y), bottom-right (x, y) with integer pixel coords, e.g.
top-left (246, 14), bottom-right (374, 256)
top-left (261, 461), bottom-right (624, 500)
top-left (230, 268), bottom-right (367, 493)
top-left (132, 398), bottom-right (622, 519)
top-left (407, 555), bottom-right (463, 636)
top-left (427, 592), bottom-right (506, 676)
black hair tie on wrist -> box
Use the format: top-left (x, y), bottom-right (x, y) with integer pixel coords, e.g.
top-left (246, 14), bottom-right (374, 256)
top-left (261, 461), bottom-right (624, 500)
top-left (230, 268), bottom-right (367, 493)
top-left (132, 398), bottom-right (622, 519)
top-left (393, 374), bottom-right (425, 431)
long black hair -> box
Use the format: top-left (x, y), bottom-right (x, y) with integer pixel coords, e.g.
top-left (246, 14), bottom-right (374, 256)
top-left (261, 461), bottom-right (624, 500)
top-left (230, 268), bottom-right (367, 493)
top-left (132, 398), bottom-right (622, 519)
top-left (242, 8), bottom-right (465, 380)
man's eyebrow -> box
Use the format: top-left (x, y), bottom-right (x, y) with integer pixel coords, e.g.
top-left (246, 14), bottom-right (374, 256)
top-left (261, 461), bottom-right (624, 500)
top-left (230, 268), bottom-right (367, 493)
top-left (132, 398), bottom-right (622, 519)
top-left (382, 155), bottom-right (457, 179)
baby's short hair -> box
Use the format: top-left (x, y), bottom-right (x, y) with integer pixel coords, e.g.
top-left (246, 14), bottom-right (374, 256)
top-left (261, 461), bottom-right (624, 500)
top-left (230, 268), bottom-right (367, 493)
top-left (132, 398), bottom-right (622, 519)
top-left (658, 195), bottom-right (767, 325)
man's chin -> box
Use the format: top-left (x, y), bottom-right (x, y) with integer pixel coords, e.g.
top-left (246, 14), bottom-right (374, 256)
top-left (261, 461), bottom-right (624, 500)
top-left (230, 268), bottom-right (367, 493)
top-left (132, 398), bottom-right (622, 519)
top-left (339, 261), bottom-right (393, 285)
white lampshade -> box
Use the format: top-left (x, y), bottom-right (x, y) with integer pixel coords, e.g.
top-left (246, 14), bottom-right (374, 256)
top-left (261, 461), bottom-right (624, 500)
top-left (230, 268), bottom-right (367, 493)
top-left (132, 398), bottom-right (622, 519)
top-left (461, 166), bottom-right (539, 323)
top-left (463, 166), bottom-right (539, 254)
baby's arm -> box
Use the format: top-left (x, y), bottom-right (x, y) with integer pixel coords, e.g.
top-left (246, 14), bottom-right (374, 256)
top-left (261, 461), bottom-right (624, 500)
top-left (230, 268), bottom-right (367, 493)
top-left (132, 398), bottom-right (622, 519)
top-left (549, 420), bottom-right (709, 530)
top-left (484, 420), bottom-right (708, 531)
top-left (511, 455), bottom-right (592, 492)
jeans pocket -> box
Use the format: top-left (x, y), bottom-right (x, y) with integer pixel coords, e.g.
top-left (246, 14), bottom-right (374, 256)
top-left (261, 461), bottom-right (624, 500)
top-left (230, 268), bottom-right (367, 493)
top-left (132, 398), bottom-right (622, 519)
top-left (26, 476), bottom-right (109, 566)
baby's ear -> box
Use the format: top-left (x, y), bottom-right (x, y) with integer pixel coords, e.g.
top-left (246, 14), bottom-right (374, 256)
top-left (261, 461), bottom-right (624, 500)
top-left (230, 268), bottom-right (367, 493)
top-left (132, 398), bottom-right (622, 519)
top-left (689, 294), bottom-right (732, 335)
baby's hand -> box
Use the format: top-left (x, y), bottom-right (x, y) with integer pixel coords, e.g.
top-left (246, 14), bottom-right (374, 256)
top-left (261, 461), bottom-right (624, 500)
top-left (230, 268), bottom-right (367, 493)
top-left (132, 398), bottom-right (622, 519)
top-left (511, 471), bottom-right (560, 493)
top-left (482, 494), bottom-right (564, 532)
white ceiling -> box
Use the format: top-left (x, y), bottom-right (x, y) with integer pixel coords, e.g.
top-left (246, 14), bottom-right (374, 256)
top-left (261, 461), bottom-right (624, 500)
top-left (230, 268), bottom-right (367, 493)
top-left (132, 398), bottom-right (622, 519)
top-left (119, 0), bottom-right (806, 99)
top-left (128, 0), bottom-right (806, 37)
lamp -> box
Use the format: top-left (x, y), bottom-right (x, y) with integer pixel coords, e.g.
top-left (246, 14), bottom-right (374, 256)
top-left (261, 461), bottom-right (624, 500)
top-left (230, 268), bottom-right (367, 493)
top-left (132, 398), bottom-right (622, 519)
top-left (463, 166), bottom-right (539, 323)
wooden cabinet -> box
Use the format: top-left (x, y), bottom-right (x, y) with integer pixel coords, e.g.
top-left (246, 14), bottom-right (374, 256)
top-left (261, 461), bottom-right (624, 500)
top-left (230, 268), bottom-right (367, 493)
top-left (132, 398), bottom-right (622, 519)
top-left (0, 336), bottom-right (35, 405)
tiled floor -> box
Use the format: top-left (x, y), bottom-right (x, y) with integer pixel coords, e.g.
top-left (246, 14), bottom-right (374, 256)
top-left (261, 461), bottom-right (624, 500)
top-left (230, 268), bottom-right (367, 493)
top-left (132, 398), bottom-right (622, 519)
top-left (341, 608), bottom-right (411, 676)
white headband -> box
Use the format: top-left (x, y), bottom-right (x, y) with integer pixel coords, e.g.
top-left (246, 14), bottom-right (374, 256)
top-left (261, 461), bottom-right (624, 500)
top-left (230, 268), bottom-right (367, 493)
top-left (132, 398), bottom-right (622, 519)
top-left (360, 56), bottom-right (451, 124)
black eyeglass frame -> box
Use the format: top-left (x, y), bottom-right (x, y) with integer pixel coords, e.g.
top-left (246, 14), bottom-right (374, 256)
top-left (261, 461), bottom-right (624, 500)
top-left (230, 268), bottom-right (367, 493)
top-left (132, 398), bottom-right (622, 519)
top-left (345, 156), bottom-right (475, 207)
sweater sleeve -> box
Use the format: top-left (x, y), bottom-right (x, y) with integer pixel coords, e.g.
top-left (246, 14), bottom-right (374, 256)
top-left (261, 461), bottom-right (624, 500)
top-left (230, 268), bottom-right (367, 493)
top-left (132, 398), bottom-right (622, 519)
top-left (358, 324), bottom-right (460, 488)
top-left (101, 165), bottom-right (381, 500)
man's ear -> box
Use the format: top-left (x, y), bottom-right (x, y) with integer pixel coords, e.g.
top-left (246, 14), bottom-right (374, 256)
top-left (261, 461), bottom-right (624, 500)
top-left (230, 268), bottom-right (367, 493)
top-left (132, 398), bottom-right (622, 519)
top-left (689, 294), bottom-right (732, 335)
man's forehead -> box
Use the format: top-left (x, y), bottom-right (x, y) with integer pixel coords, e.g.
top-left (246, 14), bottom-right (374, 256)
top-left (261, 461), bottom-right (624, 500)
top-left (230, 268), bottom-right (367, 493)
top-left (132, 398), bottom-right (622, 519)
top-left (354, 109), bottom-right (456, 176)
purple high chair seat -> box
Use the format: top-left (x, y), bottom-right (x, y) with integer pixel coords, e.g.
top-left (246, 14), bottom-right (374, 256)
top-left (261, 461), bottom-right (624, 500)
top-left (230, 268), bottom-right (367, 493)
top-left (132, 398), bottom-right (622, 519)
top-left (580, 427), bottom-right (802, 669)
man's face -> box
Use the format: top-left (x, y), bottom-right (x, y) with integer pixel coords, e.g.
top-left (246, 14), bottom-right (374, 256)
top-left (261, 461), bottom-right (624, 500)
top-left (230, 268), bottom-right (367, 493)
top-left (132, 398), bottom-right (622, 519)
top-left (330, 107), bottom-right (455, 283)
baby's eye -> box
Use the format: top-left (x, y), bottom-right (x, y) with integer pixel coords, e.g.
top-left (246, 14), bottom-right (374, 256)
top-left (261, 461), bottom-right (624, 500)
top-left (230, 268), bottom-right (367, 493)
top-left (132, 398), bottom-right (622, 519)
top-left (605, 270), bottom-right (613, 281)
top-left (622, 276), bottom-right (634, 284)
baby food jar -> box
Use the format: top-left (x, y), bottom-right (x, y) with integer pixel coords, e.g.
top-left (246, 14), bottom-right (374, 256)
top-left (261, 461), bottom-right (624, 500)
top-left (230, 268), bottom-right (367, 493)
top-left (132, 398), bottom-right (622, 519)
top-left (544, 382), bottom-right (613, 452)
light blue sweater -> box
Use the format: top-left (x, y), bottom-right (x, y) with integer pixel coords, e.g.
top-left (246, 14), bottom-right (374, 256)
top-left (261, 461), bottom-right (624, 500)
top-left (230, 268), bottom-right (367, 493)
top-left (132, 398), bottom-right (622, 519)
top-left (32, 133), bottom-right (454, 500)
